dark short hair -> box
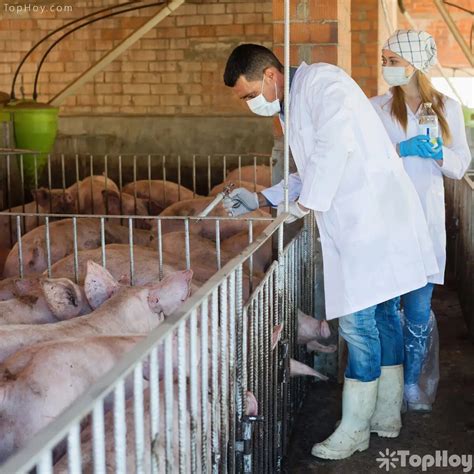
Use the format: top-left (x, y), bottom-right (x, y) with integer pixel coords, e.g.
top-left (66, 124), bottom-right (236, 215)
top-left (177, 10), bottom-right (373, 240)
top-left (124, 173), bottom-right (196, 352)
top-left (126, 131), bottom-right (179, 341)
top-left (223, 44), bottom-right (283, 87)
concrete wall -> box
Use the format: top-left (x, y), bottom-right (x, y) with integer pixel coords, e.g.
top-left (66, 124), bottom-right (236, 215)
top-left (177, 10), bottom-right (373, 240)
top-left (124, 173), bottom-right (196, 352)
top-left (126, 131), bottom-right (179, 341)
top-left (54, 115), bottom-right (275, 157)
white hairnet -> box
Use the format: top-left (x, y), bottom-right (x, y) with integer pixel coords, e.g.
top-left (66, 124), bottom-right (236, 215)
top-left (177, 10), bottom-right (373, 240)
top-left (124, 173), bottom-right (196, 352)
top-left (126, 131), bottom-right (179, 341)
top-left (383, 29), bottom-right (438, 73)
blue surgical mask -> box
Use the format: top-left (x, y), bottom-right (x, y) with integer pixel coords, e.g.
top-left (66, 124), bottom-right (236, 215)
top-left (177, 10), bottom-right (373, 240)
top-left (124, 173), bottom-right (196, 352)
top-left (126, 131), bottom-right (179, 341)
top-left (382, 66), bottom-right (414, 86)
top-left (246, 76), bottom-right (280, 117)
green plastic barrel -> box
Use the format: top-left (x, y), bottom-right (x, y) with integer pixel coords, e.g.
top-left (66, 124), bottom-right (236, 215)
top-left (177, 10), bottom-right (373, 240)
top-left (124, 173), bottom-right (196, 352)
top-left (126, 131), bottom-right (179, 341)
top-left (6, 101), bottom-right (59, 188)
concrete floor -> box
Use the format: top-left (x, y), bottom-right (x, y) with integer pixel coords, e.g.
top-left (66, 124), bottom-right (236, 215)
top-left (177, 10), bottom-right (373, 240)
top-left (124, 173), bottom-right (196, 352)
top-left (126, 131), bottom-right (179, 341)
top-left (284, 284), bottom-right (474, 473)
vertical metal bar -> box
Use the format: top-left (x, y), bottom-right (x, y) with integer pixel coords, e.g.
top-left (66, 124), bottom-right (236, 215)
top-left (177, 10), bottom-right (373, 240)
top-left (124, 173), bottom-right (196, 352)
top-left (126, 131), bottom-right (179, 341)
top-left (210, 288), bottom-right (220, 473)
top-left (162, 155), bottom-right (167, 206)
top-left (164, 334), bottom-right (174, 474)
top-left (34, 154), bottom-right (39, 226)
top-left (100, 217), bottom-right (106, 268)
top-left (89, 155), bottom-right (95, 215)
top-left (219, 278), bottom-right (229, 471)
top-left (134, 363), bottom-right (145, 474)
top-left (200, 298), bottom-right (209, 473)
top-left (263, 280), bottom-right (271, 472)
top-left (47, 153), bottom-right (52, 213)
top-left (67, 423), bottom-right (82, 474)
top-left (215, 220), bottom-right (221, 270)
top-left (223, 155), bottom-right (227, 183)
top-left (16, 216), bottom-right (23, 279)
top-left (118, 155), bottom-right (123, 217)
top-left (75, 154), bottom-right (80, 213)
top-left (133, 155), bottom-right (138, 216)
top-left (149, 347), bottom-right (160, 474)
top-left (61, 153), bottom-right (66, 194)
top-left (147, 154), bottom-right (152, 213)
top-left (114, 379), bottom-right (127, 474)
top-left (72, 217), bottom-right (79, 283)
top-left (92, 400), bottom-right (106, 473)
top-left (19, 155), bottom-right (25, 233)
top-left (37, 451), bottom-right (53, 474)
top-left (184, 219), bottom-right (191, 270)
top-left (208, 155), bottom-right (212, 194)
top-left (283, 0), bottom-right (290, 211)
top-left (45, 216), bottom-right (52, 278)
top-left (129, 217), bottom-right (135, 286)
top-left (192, 154), bottom-right (197, 198)
top-left (253, 156), bottom-right (257, 192)
top-left (189, 309), bottom-right (198, 472)
top-left (157, 219), bottom-right (164, 280)
top-left (177, 322), bottom-right (187, 473)
top-left (248, 220), bottom-right (254, 294)
top-left (104, 154), bottom-right (109, 215)
top-left (177, 155), bottom-right (182, 201)
top-left (228, 271), bottom-right (236, 474)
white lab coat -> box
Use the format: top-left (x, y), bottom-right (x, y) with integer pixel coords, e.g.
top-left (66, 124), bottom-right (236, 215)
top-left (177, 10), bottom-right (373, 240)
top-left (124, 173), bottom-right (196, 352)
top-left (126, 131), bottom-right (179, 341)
top-left (262, 62), bottom-right (439, 320)
top-left (370, 91), bottom-right (472, 284)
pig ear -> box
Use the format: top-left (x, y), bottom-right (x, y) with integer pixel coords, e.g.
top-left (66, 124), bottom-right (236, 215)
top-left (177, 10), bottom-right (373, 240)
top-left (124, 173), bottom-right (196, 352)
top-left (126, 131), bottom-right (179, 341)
top-left (41, 278), bottom-right (83, 320)
top-left (84, 260), bottom-right (120, 310)
top-left (102, 189), bottom-right (121, 215)
top-left (245, 391), bottom-right (258, 416)
top-left (271, 324), bottom-right (284, 350)
top-left (31, 188), bottom-right (50, 208)
top-left (147, 270), bottom-right (193, 316)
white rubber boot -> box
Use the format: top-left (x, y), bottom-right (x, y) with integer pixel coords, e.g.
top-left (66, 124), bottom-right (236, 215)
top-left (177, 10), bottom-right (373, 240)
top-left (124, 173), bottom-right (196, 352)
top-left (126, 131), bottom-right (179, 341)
top-left (311, 377), bottom-right (378, 460)
top-left (370, 365), bottom-right (403, 438)
top-left (404, 383), bottom-right (432, 412)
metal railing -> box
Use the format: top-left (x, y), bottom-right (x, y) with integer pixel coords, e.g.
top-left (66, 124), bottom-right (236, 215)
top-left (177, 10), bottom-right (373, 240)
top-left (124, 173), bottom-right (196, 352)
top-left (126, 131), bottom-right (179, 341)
top-left (0, 212), bottom-right (319, 473)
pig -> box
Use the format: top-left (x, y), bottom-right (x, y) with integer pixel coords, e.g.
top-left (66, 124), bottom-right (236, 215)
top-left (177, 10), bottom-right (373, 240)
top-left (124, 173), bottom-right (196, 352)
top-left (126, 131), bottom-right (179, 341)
top-left (47, 244), bottom-right (183, 287)
top-left (102, 189), bottom-right (161, 229)
top-left (122, 180), bottom-right (196, 211)
top-left (290, 358), bottom-right (328, 381)
top-left (32, 175), bottom-right (119, 215)
top-left (0, 262), bottom-right (193, 364)
top-left (226, 165), bottom-right (271, 187)
top-left (0, 335), bottom-right (144, 462)
top-left (297, 309), bottom-right (332, 344)
top-left (3, 218), bottom-right (155, 278)
top-left (209, 180), bottom-right (265, 196)
top-left (159, 197), bottom-right (270, 240)
top-left (0, 277), bottom-right (90, 325)
top-left (221, 225), bottom-right (272, 274)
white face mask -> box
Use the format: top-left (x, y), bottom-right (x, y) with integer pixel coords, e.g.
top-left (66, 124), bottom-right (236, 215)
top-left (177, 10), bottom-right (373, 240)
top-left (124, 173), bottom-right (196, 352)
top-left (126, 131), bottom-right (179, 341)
top-left (246, 76), bottom-right (280, 117)
top-left (382, 66), bottom-right (414, 86)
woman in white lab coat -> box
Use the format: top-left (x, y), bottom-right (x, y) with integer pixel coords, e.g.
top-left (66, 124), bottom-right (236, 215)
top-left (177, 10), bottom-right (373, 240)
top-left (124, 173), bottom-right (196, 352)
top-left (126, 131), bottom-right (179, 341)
top-left (371, 30), bottom-right (471, 411)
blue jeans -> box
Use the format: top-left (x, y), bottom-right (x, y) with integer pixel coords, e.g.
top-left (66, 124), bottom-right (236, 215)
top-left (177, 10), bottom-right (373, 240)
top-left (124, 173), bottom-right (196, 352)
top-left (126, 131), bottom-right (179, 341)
top-left (402, 283), bottom-right (434, 385)
top-left (339, 297), bottom-right (404, 382)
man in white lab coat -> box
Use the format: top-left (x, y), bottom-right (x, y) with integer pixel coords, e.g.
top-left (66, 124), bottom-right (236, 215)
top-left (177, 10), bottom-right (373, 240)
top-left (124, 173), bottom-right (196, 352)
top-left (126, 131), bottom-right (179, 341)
top-left (222, 44), bottom-right (439, 460)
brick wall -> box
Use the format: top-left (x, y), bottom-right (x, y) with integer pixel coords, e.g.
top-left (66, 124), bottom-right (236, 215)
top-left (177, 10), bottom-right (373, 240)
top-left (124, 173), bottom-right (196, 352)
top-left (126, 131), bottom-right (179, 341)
top-left (0, 0), bottom-right (272, 116)
top-left (398, 0), bottom-right (472, 70)
top-left (272, 0), bottom-right (351, 72)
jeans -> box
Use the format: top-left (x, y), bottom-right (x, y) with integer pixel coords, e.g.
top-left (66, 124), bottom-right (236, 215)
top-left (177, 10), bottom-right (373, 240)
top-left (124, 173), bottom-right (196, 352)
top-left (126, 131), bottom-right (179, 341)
top-left (339, 297), bottom-right (404, 382)
top-left (402, 283), bottom-right (434, 385)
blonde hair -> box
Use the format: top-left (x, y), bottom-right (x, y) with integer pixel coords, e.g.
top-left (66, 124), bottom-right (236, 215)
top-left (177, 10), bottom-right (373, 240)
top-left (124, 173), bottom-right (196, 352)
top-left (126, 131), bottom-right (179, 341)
top-left (390, 70), bottom-right (452, 145)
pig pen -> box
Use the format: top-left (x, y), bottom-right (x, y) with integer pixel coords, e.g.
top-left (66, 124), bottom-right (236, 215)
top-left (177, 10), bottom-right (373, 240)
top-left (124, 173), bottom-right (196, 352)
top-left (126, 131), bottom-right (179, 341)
top-left (0, 151), bottom-right (321, 473)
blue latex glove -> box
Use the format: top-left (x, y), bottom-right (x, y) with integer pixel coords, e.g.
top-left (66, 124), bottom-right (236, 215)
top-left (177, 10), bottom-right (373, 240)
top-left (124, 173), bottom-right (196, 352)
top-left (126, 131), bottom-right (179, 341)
top-left (428, 137), bottom-right (444, 160)
top-left (399, 135), bottom-right (436, 158)
top-left (222, 188), bottom-right (259, 217)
